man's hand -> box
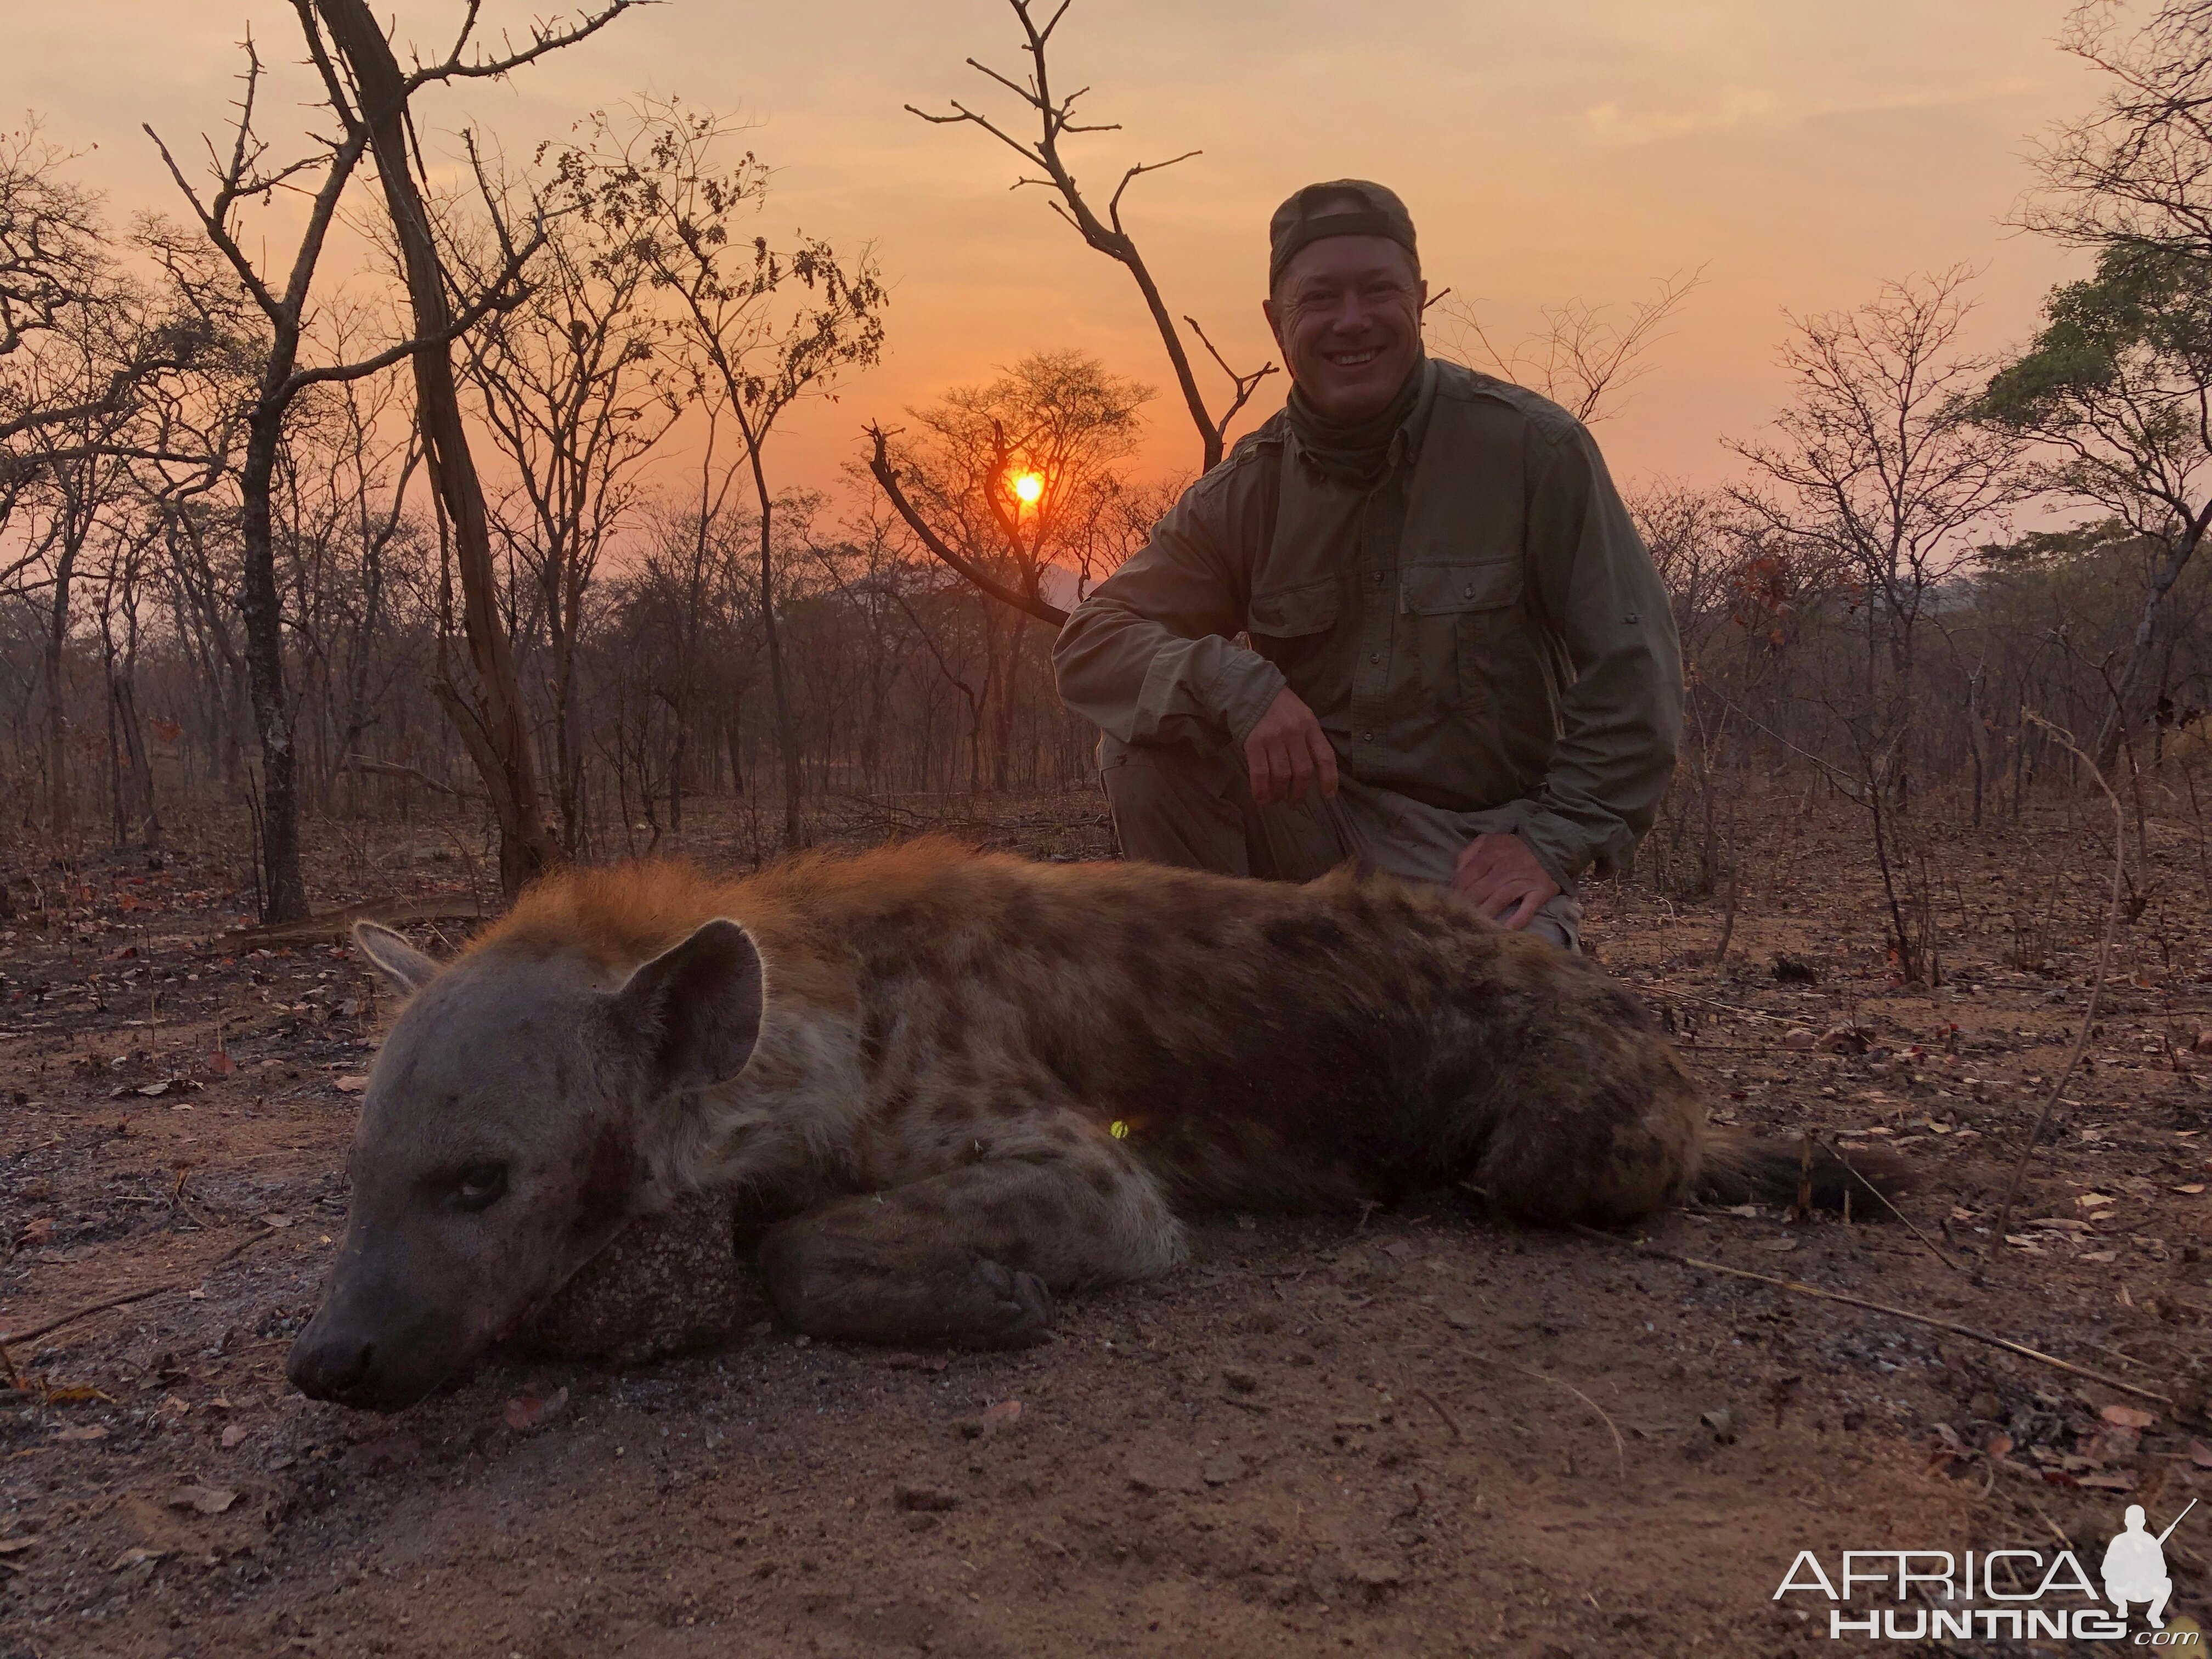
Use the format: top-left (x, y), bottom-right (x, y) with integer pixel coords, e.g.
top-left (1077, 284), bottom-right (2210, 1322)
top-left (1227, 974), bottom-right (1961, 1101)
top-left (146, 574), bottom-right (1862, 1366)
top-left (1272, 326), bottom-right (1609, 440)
top-left (1452, 833), bottom-right (1562, 930)
top-left (1243, 686), bottom-right (1340, 806)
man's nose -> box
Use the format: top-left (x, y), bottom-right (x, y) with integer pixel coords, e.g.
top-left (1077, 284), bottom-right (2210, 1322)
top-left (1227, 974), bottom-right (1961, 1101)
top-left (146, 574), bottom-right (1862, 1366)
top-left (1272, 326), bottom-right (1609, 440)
top-left (1325, 294), bottom-right (1381, 336)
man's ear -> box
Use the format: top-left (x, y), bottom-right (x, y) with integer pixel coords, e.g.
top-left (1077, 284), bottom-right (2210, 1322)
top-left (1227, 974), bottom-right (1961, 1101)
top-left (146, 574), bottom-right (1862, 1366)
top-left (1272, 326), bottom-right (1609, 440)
top-left (353, 921), bottom-right (439, 997)
top-left (610, 918), bottom-right (765, 1093)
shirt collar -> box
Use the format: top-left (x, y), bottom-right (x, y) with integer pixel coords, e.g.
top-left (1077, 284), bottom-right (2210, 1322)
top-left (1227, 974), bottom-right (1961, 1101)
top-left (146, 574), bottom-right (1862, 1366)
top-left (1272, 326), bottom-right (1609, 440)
top-left (1282, 356), bottom-right (1439, 486)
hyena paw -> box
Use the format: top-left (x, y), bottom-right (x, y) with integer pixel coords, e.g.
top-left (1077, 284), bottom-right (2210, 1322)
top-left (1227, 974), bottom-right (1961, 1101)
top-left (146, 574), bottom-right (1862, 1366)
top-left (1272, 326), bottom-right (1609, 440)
top-left (968, 1259), bottom-right (1055, 1347)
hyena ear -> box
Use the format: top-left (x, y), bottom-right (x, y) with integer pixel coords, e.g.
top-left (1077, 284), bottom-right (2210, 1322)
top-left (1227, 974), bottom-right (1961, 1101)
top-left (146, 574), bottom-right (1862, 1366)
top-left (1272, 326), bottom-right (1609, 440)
top-left (353, 921), bottom-right (439, 996)
top-left (611, 918), bottom-right (765, 1093)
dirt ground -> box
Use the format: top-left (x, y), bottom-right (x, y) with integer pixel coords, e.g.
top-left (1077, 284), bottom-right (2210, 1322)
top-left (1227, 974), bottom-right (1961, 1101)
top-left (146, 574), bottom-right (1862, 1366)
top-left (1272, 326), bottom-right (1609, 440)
top-left (6, 788), bottom-right (2212, 1658)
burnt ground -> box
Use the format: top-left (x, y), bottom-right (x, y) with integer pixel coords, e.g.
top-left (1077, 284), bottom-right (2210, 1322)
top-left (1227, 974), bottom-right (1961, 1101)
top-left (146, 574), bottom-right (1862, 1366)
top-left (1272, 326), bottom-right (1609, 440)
top-left (4, 789), bottom-right (2212, 1658)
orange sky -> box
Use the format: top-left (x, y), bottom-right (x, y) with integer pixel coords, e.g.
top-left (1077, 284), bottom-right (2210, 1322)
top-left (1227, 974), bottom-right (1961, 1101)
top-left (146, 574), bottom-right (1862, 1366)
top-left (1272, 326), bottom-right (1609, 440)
top-left (10, 1), bottom-right (2106, 504)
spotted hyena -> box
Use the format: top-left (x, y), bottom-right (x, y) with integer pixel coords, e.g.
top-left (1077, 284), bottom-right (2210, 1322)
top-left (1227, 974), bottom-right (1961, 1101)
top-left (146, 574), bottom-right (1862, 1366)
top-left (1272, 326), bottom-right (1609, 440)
top-left (288, 840), bottom-right (1894, 1409)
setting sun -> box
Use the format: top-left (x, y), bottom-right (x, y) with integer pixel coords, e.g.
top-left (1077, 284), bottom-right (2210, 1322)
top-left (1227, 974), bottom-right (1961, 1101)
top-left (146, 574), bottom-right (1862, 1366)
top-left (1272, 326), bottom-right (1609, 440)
top-left (1011, 471), bottom-right (1044, 504)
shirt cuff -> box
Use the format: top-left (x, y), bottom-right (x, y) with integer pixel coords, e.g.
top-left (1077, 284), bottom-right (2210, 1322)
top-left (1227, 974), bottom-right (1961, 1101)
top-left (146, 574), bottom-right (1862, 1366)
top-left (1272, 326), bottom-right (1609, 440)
top-left (1208, 649), bottom-right (1289, 747)
top-left (1492, 802), bottom-right (1614, 890)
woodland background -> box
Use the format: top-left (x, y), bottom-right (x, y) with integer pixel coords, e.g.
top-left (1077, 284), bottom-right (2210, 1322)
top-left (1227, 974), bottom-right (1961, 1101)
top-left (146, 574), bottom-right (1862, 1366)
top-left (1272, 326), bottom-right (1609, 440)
top-left (2, 0), bottom-right (2210, 990)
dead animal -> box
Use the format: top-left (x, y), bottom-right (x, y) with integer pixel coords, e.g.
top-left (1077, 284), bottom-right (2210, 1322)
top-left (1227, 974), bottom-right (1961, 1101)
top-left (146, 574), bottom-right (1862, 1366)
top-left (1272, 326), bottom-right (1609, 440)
top-left (288, 840), bottom-right (1906, 1410)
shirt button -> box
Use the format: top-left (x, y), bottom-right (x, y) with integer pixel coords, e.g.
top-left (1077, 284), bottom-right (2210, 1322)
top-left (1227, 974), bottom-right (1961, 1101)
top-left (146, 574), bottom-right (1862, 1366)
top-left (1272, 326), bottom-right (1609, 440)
top-left (1369, 652), bottom-right (1381, 665)
top-left (1370, 572), bottom-right (1384, 585)
top-left (1463, 584), bottom-right (1475, 599)
top-left (1625, 611), bottom-right (1640, 623)
top-left (1361, 731), bottom-right (1374, 743)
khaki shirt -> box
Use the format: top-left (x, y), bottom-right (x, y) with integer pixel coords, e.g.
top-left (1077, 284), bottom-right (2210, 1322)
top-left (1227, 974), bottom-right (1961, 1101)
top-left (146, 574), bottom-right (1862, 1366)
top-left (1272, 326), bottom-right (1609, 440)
top-left (1052, 359), bottom-right (1683, 882)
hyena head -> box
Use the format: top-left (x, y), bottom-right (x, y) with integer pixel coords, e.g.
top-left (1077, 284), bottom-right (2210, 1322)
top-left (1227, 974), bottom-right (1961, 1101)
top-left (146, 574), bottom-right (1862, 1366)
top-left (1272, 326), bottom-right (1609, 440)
top-left (286, 916), bottom-right (763, 1411)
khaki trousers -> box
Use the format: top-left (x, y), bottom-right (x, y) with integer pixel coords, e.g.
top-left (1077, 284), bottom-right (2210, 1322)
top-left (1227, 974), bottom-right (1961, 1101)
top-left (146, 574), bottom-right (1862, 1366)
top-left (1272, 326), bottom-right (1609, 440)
top-left (1098, 732), bottom-right (1582, 952)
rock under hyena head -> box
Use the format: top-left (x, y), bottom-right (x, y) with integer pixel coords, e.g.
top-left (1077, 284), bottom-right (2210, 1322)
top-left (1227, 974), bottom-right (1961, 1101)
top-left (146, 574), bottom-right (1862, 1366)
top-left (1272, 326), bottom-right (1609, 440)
top-left (289, 839), bottom-right (1724, 1411)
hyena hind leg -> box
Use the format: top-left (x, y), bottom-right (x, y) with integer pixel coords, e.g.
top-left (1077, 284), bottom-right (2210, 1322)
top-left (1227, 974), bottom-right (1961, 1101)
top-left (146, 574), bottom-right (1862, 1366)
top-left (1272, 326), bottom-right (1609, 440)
top-left (1466, 1056), bottom-right (1706, 1228)
top-left (758, 1128), bottom-right (1183, 1348)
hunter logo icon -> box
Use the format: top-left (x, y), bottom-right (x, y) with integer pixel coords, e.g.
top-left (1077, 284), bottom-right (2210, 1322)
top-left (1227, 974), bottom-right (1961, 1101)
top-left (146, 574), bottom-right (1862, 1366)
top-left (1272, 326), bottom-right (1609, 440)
top-left (2105, 1500), bottom-right (2194, 1630)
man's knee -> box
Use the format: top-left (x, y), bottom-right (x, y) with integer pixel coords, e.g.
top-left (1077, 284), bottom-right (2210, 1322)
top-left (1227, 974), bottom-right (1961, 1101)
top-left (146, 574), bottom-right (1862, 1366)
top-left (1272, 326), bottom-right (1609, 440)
top-left (1099, 734), bottom-right (1250, 876)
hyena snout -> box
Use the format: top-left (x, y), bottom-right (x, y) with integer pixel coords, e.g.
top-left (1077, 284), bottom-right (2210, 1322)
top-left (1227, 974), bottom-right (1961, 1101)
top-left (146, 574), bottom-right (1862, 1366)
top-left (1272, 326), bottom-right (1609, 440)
top-left (286, 1284), bottom-right (468, 1412)
top-left (285, 1326), bottom-right (378, 1406)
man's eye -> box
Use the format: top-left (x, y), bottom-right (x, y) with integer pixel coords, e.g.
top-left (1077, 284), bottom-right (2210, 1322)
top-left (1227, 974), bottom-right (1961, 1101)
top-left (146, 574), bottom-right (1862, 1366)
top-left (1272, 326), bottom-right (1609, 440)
top-left (454, 1163), bottom-right (509, 1212)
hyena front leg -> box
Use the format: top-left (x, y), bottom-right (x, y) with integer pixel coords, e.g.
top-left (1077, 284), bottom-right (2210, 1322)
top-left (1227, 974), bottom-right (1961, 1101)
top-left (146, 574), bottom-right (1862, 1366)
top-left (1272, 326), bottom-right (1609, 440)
top-left (758, 1115), bottom-right (1183, 1348)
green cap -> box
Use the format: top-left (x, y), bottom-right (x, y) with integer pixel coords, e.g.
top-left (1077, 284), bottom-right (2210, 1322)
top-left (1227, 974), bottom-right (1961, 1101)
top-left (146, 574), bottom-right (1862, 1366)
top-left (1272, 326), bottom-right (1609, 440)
top-left (1268, 179), bottom-right (1419, 290)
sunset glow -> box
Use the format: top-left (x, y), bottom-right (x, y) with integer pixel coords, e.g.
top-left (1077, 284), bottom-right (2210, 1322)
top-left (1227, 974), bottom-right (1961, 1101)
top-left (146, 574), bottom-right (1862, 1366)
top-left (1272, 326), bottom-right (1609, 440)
top-left (1011, 472), bottom-right (1045, 505)
top-left (3, 3), bottom-right (2104, 495)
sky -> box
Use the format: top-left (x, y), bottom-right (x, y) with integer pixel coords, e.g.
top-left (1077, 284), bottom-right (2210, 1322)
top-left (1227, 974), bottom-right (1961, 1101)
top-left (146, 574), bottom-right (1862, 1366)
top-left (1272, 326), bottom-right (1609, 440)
top-left (7, 0), bottom-right (2111, 502)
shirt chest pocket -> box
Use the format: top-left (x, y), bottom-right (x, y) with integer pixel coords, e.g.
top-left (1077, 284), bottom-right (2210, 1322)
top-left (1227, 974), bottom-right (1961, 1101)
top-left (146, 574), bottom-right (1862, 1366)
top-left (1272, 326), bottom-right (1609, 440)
top-left (1246, 575), bottom-right (1346, 697)
top-left (1401, 560), bottom-right (1525, 710)
top-left (1249, 577), bottom-right (1342, 639)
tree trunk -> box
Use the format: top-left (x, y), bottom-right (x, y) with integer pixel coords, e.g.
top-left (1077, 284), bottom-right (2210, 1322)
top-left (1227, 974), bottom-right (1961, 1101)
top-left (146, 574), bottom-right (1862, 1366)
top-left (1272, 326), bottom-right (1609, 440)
top-left (238, 411), bottom-right (308, 921)
top-left (316, 0), bottom-right (556, 899)
top-left (2098, 521), bottom-right (2205, 768)
top-left (748, 465), bottom-right (806, 848)
top-left (43, 552), bottom-right (72, 839)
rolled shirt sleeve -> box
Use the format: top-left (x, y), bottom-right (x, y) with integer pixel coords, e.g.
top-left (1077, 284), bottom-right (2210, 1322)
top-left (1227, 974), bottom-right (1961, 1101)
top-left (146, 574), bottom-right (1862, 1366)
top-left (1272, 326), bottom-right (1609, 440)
top-left (1052, 464), bottom-right (1288, 749)
top-left (1508, 420), bottom-right (1684, 881)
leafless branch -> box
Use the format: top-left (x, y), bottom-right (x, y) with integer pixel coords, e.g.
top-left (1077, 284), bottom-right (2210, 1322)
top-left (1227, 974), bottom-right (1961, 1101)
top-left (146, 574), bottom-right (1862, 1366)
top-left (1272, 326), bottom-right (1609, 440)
top-left (865, 423), bottom-right (1068, 627)
top-left (908, 0), bottom-right (1274, 471)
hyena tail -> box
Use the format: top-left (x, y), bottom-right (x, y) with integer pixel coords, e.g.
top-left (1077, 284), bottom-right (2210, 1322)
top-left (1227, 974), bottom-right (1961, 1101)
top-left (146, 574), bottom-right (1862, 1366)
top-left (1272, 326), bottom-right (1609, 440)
top-left (1692, 1130), bottom-right (1916, 1216)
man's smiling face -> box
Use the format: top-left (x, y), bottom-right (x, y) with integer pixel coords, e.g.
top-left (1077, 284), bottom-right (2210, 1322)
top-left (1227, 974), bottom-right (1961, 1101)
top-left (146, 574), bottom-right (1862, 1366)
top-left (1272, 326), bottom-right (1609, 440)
top-left (1263, 232), bottom-right (1427, 422)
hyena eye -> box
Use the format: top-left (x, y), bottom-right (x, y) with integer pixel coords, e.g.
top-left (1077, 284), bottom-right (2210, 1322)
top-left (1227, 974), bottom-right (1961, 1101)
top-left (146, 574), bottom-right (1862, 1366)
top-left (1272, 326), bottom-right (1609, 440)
top-left (453, 1163), bottom-right (509, 1212)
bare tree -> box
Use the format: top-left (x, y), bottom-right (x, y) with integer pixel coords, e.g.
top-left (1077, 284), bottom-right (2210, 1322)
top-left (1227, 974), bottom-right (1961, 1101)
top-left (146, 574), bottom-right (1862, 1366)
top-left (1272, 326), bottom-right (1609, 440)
top-left (2021, 1), bottom-right (2212, 268)
top-left (1729, 268), bottom-right (2024, 980)
top-left (455, 181), bottom-right (672, 858)
top-left (309, 0), bottom-right (641, 896)
top-left (1429, 269), bottom-right (1703, 424)
top-left (270, 346), bottom-right (421, 809)
top-left (1, 131), bottom-right (209, 537)
top-left (144, 5), bottom-right (631, 918)
top-left (584, 99), bottom-right (887, 850)
top-left (459, 129), bottom-right (682, 855)
top-left (907, 0), bottom-right (1273, 474)
top-left (0, 119), bottom-right (105, 365)
top-left (10, 294), bottom-right (144, 837)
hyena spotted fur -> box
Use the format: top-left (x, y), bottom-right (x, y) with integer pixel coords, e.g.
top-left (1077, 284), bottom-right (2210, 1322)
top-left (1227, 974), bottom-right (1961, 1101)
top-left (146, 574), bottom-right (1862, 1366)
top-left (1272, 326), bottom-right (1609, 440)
top-left (288, 839), bottom-right (1901, 1410)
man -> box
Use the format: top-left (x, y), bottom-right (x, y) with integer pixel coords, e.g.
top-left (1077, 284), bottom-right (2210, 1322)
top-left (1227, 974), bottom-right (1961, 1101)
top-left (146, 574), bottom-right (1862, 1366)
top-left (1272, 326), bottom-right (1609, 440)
top-left (2102, 1504), bottom-right (2175, 1629)
top-left (1052, 179), bottom-right (1683, 951)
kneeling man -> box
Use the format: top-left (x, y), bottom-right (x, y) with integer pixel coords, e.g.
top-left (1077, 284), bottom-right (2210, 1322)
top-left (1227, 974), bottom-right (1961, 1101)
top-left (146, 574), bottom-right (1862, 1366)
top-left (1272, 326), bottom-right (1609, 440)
top-left (1053, 180), bottom-right (1683, 951)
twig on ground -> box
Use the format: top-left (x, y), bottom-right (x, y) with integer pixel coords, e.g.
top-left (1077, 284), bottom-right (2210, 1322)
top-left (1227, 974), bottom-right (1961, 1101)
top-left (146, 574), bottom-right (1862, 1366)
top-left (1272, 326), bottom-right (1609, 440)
top-left (1671, 995), bottom-right (1800, 1026)
top-left (2024, 1493), bottom-right (2076, 1553)
top-left (1820, 1137), bottom-right (1966, 1274)
top-left (1569, 1223), bottom-right (2175, 1409)
top-left (171, 1165), bottom-right (209, 1233)
top-left (1983, 713), bottom-right (2126, 1267)
top-left (1413, 1387), bottom-right (1464, 1444)
top-left (1465, 1348), bottom-right (1627, 1477)
top-left (0, 1226), bottom-right (281, 1366)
